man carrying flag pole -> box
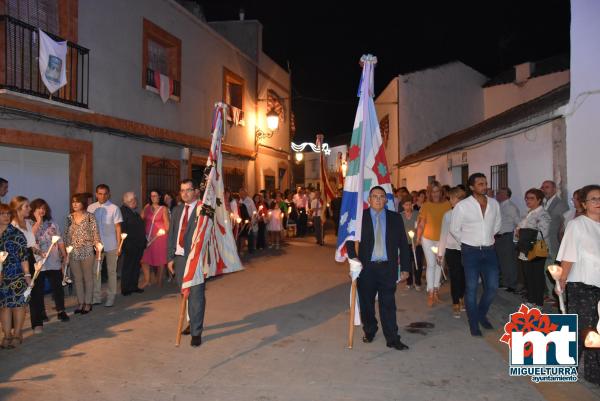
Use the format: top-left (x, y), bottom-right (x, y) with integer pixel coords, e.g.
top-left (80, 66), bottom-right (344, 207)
top-left (168, 102), bottom-right (243, 348)
top-left (335, 55), bottom-right (411, 350)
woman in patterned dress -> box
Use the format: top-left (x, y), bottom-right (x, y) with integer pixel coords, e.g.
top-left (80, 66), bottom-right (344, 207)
top-left (0, 203), bottom-right (31, 348)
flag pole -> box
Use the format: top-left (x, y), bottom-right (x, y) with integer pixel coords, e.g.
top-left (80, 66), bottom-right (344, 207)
top-left (175, 292), bottom-right (188, 346)
top-left (348, 279), bottom-right (358, 349)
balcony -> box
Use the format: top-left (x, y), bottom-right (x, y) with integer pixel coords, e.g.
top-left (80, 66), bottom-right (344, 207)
top-left (0, 15), bottom-right (90, 109)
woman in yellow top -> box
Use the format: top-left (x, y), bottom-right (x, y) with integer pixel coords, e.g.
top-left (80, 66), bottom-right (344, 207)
top-left (417, 181), bottom-right (451, 306)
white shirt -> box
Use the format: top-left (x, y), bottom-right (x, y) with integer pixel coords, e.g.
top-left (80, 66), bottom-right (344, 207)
top-left (12, 219), bottom-right (37, 248)
top-left (563, 209), bottom-right (576, 229)
top-left (88, 200), bottom-right (123, 251)
top-left (241, 196), bottom-right (256, 216)
top-left (175, 200), bottom-right (198, 256)
top-left (311, 198), bottom-right (322, 215)
top-left (450, 195), bottom-right (501, 247)
top-left (438, 209), bottom-right (460, 256)
top-left (499, 199), bottom-right (521, 234)
top-left (544, 194), bottom-right (557, 211)
top-left (557, 215), bottom-right (600, 287)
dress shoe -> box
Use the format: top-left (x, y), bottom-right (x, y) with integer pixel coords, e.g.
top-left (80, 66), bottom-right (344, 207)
top-left (181, 325), bottom-right (191, 336)
top-left (190, 335), bottom-right (202, 347)
top-left (57, 311), bottom-right (70, 322)
top-left (362, 334), bottom-right (375, 343)
top-left (480, 318), bottom-right (493, 330)
top-left (121, 291), bottom-right (132, 296)
top-left (133, 288), bottom-right (144, 293)
top-left (386, 339), bottom-right (409, 350)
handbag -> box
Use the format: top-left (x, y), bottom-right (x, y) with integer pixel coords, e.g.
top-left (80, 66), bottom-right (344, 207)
top-left (526, 231), bottom-right (549, 261)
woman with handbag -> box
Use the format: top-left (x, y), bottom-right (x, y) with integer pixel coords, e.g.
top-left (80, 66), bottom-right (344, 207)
top-left (516, 188), bottom-right (551, 307)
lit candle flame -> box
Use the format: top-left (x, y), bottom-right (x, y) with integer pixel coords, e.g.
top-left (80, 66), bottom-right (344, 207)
top-left (431, 246), bottom-right (438, 255)
top-left (287, 206), bottom-right (291, 214)
top-left (244, 220), bottom-right (249, 224)
top-left (51, 235), bottom-right (60, 243)
top-left (281, 212), bottom-right (284, 218)
top-left (96, 242), bottom-right (104, 252)
top-left (157, 228), bottom-right (166, 236)
top-left (66, 246), bottom-right (74, 254)
top-left (547, 264), bottom-right (562, 281)
top-left (0, 251), bottom-right (8, 263)
top-left (236, 217), bottom-right (242, 224)
top-left (121, 233), bottom-right (128, 240)
top-left (408, 230), bottom-right (415, 239)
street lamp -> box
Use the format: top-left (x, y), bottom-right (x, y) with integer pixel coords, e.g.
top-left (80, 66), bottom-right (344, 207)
top-left (341, 159), bottom-right (348, 178)
top-left (295, 152), bottom-right (304, 162)
top-left (256, 110), bottom-right (280, 144)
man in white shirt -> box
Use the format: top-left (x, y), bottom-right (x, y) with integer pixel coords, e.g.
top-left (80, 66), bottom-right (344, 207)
top-left (495, 187), bottom-right (521, 292)
top-left (88, 184), bottom-right (123, 307)
top-left (167, 179), bottom-right (203, 347)
top-left (450, 173), bottom-right (501, 337)
top-left (311, 190), bottom-right (324, 245)
top-left (541, 180), bottom-right (569, 259)
top-left (239, 188), bottom-right (256, 253)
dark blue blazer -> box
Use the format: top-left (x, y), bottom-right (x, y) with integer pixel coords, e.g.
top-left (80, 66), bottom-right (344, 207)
top-left (346, 208), bottom-right (411, 273)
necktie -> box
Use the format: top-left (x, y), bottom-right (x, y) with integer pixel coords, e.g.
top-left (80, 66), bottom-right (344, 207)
top-left (178, 204), bottom-right (190, 248)
top-left (374, 212), bottom-right (384, 260)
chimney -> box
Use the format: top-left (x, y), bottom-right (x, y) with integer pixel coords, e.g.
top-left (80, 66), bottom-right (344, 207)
top-left (239, 8), bottom-right (245, 21)
top-left (515, 62), bottom-right (533, 84)
top-left (180, 1), bottom-right (206, 21)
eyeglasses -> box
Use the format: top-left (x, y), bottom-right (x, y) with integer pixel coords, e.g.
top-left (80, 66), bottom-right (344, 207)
top-left (585, 197), bottom-right (600, 205)
top-left (0, 212), bottom-right (11, 216)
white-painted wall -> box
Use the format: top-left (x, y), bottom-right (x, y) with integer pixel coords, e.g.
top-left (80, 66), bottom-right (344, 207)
top-left (397, 62), bottom-right (487, 159)
top-left (0, 146), bottom-right (70, 227)
top-left (566, 0), bottom-right (600, 193)
top-left (375, 78), bottom-right (400, 187)
top-left (484, 71), bottom-right (570, 119)
top-left (398, 120), bottom-right (558, 212)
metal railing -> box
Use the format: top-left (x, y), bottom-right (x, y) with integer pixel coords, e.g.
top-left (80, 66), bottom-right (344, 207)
top-left (146, 67), bottom-right (180, 98)
top-left (0, 15), bottom-right (90, 108)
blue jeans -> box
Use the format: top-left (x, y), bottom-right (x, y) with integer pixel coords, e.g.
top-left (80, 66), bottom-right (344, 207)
top-left (461, 244), bottom-right (499, 331)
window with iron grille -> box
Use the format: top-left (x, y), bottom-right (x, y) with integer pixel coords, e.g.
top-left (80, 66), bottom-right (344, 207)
top-left (490, 163), bottom-right (508, 193)
top-left (143, 158), bottom-right (180, 205)
top-left (264, 175), bottom-right (275, 192)
top-left (143, 19), bottom-right (181, 99)
top-left (224, 168), bottom-right (245, 193)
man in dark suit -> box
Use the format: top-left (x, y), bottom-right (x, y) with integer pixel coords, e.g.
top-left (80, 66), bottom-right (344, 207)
top-left (346, 186), bottom-right (411, 350)
top-left (167, 179), bottom-right (203, 347)
top-left (119, 192), bottom-right (147, 296)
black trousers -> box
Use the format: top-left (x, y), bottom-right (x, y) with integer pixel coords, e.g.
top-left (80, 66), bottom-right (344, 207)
top-left (357, 262), bottom-right (399, 343)
top-left (567, 282), bottom-right (600, 385)
top-left (522, 257), bottom-right (546, 306)
top-left (30, 269), bottom-right (65, 329)
top-left (297, 208), bottom-right (307, 236)
top-left (120, 246), bottom-right (144, 293)
top-left (445, 249), bottom-right (465, 304)
top-left (406, 244), bottom-right (424, 286)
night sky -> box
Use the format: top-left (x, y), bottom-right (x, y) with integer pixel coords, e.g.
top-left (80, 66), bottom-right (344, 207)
top-left (200, 1), bottom-right (571, 143)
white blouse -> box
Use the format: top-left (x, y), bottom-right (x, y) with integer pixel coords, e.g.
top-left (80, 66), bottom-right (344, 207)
top-left (438, 210), bottom-right (460, 256)
top-left (12, 219), bottom-right (37, 248)
top-left (557, 215), bottom-right (600, 288)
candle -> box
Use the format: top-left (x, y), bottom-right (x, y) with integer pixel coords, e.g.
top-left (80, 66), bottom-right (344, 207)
top-left (281, 212), bottom-right (284, 218)
top-left (547, 264), bottom-right (566, 313)
top-left (431, 246), bottom-right (438, 255)
top-left (66, 246), bottom-right (74, 254)
top-left (0, 250), bottom-right (8, 274)
top-left (408, 230), bottom-right (415, 239)
top-left (287, 206), bottom-right (292, 214)
top-left (236, 217), bottom-right (242, 224)
top-left (157, 228), bottom-right (166, 236)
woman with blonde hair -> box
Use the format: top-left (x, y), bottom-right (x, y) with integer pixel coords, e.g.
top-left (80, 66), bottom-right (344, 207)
top-left (0, 203), bottom-right (30, 347)
top-left (417, 181), bottom-right (451, 306)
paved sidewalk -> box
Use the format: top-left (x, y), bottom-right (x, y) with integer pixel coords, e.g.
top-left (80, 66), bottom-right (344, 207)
top-left (0, 234), bottom-right (597, 401)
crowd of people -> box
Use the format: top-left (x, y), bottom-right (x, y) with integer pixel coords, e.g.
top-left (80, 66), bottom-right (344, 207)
top-left (0, 173), bottom-right (598, 383)
top-left (357, 174), bottom-right (599, 384)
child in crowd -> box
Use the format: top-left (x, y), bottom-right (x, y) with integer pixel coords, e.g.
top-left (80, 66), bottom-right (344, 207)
top-left (267, 201), bottom-right (283, 250)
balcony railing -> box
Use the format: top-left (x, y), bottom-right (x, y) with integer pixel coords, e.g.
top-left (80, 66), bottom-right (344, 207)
top-left (0, 15), bottom-right (90, 108)
top-left (146, 67), bottom-right (180, 98)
